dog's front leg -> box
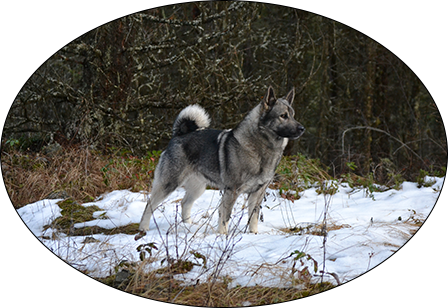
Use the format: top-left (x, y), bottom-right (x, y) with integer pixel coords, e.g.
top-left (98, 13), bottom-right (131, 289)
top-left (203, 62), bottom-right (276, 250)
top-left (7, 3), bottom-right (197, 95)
top-left (247, 184), bottom-right (268, 234)
top-left (218, 189), bottom-right (238, 234)
top-left (135, 182), bottom-right (175, 240)
top-left (135, 199), bottom-right (153, 240)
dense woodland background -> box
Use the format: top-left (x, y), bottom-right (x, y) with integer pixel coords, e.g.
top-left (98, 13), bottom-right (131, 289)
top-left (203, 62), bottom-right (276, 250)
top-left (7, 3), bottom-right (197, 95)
top-left (2, 1), bottom-right (446, 180)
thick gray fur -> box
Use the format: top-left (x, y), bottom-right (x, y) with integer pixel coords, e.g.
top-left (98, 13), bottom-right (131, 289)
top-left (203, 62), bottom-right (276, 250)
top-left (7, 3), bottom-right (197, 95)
top-left (136, 86), bottom-right (304, 239)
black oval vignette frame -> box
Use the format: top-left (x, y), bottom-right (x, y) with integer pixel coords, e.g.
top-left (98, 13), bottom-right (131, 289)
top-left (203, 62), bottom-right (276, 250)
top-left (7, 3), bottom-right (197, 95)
top-left (0, 0), bottom-right (448, 308)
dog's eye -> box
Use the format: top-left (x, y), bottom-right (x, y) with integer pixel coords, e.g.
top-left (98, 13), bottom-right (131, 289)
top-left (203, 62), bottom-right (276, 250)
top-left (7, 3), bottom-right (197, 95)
top-left (280, 113), bottom-right (288, 119)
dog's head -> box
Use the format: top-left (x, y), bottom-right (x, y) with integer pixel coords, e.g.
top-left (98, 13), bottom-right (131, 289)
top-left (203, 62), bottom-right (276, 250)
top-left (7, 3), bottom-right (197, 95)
top-left (260, 86), bottom-right (305, 140)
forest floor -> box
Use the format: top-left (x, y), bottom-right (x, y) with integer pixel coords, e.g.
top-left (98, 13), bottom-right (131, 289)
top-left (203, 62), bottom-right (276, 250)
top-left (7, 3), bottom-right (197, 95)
top-left (3, 147), bottom-right (444, 306)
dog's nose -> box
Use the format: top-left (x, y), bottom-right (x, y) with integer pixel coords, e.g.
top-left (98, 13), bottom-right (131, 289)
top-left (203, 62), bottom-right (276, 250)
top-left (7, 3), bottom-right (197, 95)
top-left (289, 124), bottom-right (305, 140)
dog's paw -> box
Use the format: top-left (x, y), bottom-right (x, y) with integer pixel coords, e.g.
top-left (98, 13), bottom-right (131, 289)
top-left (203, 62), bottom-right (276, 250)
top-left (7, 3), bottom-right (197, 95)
top-left (182, 218), bottom-right (192, 224)
top-left (134, 230), bottom-right (146, 241)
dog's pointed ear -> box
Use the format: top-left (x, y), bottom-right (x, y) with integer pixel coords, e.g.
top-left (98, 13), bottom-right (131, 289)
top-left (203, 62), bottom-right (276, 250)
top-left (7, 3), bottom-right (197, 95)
top-left (263, 86), bottom-right (276, 110)
top-left (285, 88), bottom-right (295, 105)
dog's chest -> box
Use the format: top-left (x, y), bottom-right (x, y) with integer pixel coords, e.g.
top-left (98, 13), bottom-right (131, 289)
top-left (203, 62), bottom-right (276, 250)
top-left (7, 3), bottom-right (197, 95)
top-left (240, 149), bottom-right (282, 190)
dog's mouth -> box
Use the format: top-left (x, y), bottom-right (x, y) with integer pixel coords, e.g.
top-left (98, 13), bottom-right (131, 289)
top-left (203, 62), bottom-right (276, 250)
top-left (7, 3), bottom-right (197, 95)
top-left (271, 124), bottom-right (305, 140)
top-left (287, 125), bottom-right (305, 140)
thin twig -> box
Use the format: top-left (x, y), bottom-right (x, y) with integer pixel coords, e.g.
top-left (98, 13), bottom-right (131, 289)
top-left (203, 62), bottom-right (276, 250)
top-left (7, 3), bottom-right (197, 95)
top-left (341, 126), bottom-right (427, 166)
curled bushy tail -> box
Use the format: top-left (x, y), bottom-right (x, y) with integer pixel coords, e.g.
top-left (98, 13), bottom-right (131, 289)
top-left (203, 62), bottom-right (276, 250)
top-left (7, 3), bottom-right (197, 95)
top-left (172, 104), bottom-right (211, 137)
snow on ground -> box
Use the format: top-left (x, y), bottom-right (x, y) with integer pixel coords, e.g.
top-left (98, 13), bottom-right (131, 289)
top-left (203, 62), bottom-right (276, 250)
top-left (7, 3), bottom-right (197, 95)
top-left (17, 177), bottom-right (443, 287)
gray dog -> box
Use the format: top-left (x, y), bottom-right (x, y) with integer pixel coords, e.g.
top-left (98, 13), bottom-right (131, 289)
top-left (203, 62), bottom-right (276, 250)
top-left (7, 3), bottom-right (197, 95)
top-left (135, 86), bottom-right (304, 240)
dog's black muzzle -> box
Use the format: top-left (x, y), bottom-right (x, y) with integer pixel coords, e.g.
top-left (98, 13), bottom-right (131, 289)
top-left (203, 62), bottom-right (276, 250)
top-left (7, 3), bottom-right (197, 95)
top-left (288, 124), bottom-right (305, 140)
top-left (272, 123), bottom-right (305, 140)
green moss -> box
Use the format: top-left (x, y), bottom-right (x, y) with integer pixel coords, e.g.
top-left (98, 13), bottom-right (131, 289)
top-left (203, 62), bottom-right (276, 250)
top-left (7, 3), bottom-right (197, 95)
top-left (43, 197), bottom-right (141, 236)
top-left (416, 169), bottom-right (437, 188)
top-left (72, 223), bottom-right (141, 236)
top-left (44, 198), bottom-right (101, 234)
top-left (273, 154), bottom-right (333, 199)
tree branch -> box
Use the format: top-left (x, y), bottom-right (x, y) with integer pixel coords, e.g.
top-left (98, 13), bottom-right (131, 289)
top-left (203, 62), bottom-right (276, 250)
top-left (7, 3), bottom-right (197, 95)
top-left (341, 126), bottom-right (428, 166)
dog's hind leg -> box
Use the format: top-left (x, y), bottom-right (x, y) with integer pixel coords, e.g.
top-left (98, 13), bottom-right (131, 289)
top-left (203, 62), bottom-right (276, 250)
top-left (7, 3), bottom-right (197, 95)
top-left (181, 178), bottom-right (206, 224)
top-left (218, 189), bottom-right (238, 234)
top-left (247, 184), bottom-right (268, 234)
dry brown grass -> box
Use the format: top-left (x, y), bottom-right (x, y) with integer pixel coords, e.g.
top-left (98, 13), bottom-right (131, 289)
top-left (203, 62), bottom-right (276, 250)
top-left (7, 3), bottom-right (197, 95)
top-left (0, 262), bottom-right (367, 307)
top-left (1, 146), bottom-right (159, 208)
top-left (3, 145), bottom-right (337, 306)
